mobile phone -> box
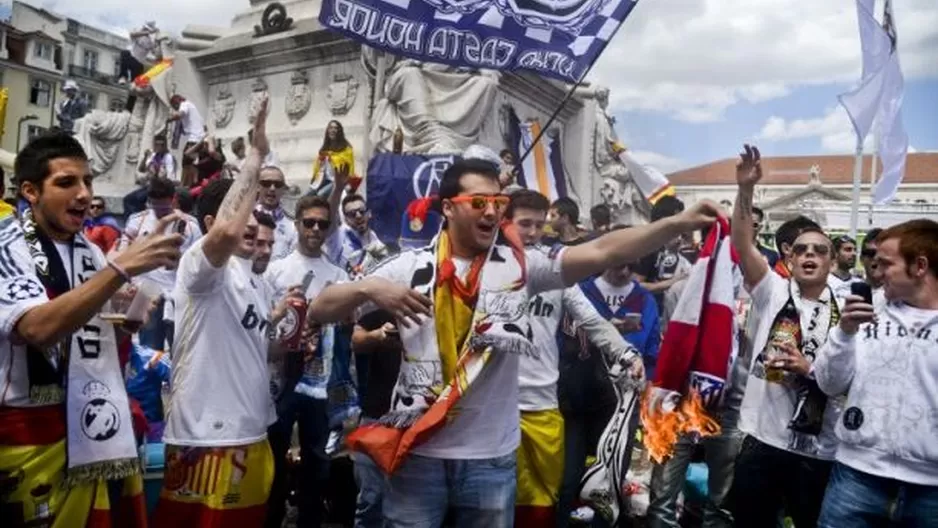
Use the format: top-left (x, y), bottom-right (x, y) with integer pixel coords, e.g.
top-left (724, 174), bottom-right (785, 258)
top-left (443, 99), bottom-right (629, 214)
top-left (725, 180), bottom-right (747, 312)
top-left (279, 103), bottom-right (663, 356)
top-left (300, 271), bottom-right (316, 293)
top-left (850, 282), bottom-right (873, 305)
top-left (174, 220), bottom-right (186, 235)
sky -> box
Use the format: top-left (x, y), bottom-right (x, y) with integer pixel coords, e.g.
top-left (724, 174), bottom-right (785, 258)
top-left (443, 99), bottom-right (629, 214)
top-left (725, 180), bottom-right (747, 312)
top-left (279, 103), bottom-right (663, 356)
top-left (5, 0), bottom-right (937, 172)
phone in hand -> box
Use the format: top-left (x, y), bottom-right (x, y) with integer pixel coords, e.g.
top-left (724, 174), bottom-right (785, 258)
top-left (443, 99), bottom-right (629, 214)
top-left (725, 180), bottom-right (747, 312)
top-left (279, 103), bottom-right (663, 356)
top-left (175, 220), bottom-right (187, 235)
top-left (850, 282), bottom-right (873, 305)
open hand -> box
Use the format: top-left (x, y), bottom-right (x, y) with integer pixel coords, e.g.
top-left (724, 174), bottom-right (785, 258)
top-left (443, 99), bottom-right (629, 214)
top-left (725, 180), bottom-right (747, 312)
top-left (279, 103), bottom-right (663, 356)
top-left (112, 213), bottom-right (184, 276)
top-left (770, 341), bottom-right (811, 377)
top-left (363, 277), bottom-right (432, 328)
top-left (736, 144), bottom-right (763, 188)
top-left (839, 294), bottom-right (876, 335)
top-left (677, 199), bottom-right (724, 232)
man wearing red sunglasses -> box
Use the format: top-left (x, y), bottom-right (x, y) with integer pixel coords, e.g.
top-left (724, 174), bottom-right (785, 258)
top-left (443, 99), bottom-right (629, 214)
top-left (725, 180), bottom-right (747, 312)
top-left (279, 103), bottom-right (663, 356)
top-left (308, 158), bottom-right (721, 526)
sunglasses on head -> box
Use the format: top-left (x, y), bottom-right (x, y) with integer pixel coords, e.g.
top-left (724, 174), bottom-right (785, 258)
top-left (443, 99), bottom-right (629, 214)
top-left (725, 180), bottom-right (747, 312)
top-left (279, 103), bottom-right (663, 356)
top-left (259, 180), bottom-right (285, 190)
top-left (791, 243), bottom-right (831, 257)
top-left (301, 218), bottom-right (331, 230)
top-left (344, 207), bottom-right (368, 218)
top-left (449, 194), bottom-right (510, 211)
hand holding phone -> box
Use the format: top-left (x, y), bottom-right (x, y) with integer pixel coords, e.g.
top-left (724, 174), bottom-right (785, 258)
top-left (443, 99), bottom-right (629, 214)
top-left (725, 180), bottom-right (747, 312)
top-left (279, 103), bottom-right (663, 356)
top-left (850, 282), bottom-right (873, 305)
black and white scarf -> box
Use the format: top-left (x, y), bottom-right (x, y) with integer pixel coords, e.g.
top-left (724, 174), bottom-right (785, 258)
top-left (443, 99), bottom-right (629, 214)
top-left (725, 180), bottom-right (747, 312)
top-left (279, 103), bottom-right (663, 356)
top-left (21, 209), bottom-right (139, 485)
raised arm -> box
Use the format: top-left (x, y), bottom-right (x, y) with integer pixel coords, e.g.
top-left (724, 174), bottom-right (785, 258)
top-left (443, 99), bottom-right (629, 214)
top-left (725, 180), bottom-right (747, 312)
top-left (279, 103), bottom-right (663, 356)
top-left (731, 144), bottom-right (769, 289)
top-left (200, 95), bottom-right (269, 267)
top-left (564, 287), bottom-right (639, 364)
top-left (560, 200), bottom-right (723, 285)
top-left (308, 276), bottom-right (431, 327)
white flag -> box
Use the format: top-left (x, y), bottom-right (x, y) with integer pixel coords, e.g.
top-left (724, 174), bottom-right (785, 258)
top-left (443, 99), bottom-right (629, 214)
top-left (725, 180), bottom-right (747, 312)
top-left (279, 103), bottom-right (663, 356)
top-left (839, 0), bottom-right (908, 204)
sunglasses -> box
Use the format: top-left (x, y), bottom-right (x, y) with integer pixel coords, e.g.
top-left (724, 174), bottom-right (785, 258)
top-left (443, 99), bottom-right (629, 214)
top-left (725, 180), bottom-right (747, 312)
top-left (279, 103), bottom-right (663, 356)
top-left (90, 203), bottom-right (105, 210)
top-left (791, 243), bottom-right (831, 257)
top-left (449, 194), bottom-right (510, 211)
top-left (860, 248), bottom-right (877, 259)
top-left (260, 180), bottom-right (286, 189)
top-left (344, 208), bottom-right (368, 218)
top-left (301, 218), bottom-right (331, 230)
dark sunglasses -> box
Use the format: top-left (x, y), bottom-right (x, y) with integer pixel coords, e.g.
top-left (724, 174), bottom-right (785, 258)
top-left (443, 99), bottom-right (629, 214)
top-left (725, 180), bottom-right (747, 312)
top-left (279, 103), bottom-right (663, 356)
top-left (90, 203), bottom-right (105, 210)
top-left (259, 180), bottom-right (286, 189)
top-left (791, 243), bottom-right (831, 257)
top-left (344, 208), bottom-right (368, 218)
top-left (860, 248), bottom-right (877, 259)
top-left (301, 218), bottom-right (331, 230)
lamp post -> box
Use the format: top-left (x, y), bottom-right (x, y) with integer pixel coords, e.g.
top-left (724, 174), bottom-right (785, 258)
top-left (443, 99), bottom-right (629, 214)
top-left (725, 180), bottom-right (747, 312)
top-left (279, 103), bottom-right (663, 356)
top-left (16, 114), bottom-right (39, 152)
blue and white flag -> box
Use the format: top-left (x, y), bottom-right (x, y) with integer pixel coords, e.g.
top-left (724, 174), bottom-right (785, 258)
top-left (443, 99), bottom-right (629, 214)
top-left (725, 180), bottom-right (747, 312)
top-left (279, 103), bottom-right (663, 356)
top-left (839, 0), bottom-right (908, 204)
top-left (319, 0), bottom-right (641, 82)
top-left (517, 119), bottom-right (568, 201)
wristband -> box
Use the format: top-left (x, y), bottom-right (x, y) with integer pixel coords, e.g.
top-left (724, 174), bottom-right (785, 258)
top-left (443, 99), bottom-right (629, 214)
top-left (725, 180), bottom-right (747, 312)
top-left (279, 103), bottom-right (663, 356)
top-left (107, 259), bottom-right (132, 283)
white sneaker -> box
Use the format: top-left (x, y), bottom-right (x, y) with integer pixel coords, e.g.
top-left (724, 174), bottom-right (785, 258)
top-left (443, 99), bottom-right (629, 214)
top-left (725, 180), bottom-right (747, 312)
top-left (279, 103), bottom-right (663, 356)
top-left (571, 506), bottom-right (595, 523)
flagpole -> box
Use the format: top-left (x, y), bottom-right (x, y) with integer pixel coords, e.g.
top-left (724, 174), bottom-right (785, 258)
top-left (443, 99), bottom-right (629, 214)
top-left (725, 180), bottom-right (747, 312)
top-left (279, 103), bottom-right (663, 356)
top-left (518, 22), bottom-right (629, 164)
top-left (849, 139), bottom-right (864, 239)
top-left (866, 129), bottom-right (878, 227)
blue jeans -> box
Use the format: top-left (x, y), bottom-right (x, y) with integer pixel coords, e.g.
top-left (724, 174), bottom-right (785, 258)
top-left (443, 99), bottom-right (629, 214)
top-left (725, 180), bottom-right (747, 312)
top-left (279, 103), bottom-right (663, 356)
top-left (352, 418), bottom-right (387, 528)
top-left (138, 297), bottom-right (173, 351)
top-left (818, 462), bottom-right (938, 527)
top-left (647, 409), bottom-right (744, 528)
top-left (265, 392), bottom-right (330, 528)
top-left (383, 452), bottom-right (517, 528)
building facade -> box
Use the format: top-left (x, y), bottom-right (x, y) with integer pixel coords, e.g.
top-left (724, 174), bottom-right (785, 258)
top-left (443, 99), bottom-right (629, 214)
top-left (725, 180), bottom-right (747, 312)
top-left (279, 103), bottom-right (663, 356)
top-left (668, 153), bottom-right (938, 235)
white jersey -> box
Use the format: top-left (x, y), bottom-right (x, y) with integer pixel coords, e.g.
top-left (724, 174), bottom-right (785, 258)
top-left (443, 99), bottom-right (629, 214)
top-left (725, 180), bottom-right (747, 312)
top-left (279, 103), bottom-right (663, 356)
top-left (827, 272), bottom-right (862, 309)
top-left (266, 250), bottom-right (348, 301)
top-left (178, 100), bottom-right (206, 144)
top-left (164, 240), bottom-right (276, 446)
top-left (119, 209), bottom-right (202, 297)
top-left (523, 283), bottom-right (632, 411)
top-left (325, 225), bottom-right (387, 275)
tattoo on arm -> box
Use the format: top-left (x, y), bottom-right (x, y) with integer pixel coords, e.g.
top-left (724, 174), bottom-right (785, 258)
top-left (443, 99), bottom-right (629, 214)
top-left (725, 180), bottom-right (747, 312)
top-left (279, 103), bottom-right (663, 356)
top-left (215, 155), bottom-right (262, 223)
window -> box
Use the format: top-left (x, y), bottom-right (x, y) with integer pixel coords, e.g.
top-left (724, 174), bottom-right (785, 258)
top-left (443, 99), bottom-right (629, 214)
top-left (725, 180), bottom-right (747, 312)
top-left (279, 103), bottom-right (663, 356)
top-left (34, 42), bottom-right (53, 60)
top-left (27, 125), bottom-right (47, 142)
top-left (82, 49), bottom-right (99, 72)
top-left (29, 79), bottom-right (52, 107)
top-left (78, 91), bottom-right (97, 109)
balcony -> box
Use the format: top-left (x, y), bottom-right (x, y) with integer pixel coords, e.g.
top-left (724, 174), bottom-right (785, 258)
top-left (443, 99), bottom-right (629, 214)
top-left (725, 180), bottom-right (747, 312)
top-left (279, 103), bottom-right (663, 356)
top-left (68, 64), bottom-right (119, 87)
top-left (65, 18), bottom-right (130, 50)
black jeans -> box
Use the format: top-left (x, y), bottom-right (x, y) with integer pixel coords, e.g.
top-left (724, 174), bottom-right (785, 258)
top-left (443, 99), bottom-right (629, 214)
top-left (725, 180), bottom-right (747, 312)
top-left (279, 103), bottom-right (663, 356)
top-left (730, 435), bottom-right (833, 528)
top-left (557, 404), bottom-right (621, 528)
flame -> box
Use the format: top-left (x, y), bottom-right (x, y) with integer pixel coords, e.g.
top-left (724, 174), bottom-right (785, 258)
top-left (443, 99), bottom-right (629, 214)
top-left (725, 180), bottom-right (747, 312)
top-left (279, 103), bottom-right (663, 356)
top-left (640, 386), bottom-right (722, 464)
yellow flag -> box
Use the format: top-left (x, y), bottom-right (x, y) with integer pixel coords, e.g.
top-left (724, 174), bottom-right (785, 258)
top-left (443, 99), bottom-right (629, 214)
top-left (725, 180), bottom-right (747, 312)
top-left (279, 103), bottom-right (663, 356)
top-left (0, 87), bottom-right (8, 143)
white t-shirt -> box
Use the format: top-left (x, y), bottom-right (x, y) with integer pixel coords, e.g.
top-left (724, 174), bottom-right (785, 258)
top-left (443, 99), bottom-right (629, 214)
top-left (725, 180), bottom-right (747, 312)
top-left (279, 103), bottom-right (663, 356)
top-left (178, 100), bottom-right (206, 144)
top-left (325, 225), bottom-right (386, 275)
top-left (739, 272), bottom-right (843, 460)
top-left (593, 276), bottom-right (636, 311)
top-left (144, 152), bottom-right (177, 181)
top-left (270, 214), bottom-right (297, 263)
top-left (164, 240), bottom-right (276, 446)
top-left (366, 245), bottom-right (567, 459)
top-left (266, 250), bottom-right (348, 302)
top-left (828, 272), bottom-right (862, 309)
top-left (120, 210), bottom-right (202, 297)
top-left (129, 32), bottom-right (156, 63)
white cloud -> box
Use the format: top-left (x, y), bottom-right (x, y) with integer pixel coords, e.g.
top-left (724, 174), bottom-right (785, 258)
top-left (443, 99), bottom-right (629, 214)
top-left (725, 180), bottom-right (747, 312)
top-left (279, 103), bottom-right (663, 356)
top-left (758, 106), bottom-right (878, 153)
top-left (590, 0), bottom-right (938, 121)
top-left (627, 149), bottom-right (686, 173)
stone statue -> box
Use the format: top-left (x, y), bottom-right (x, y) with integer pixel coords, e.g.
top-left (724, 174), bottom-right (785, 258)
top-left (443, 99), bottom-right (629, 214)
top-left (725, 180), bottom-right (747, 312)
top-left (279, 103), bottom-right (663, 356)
top-left (363, 48), bottom-right (500, 155)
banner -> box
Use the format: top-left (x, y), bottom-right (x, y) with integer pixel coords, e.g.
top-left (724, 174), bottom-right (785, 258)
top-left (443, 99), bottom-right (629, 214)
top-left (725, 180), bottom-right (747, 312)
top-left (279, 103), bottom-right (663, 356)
top-left (517, 119), bottom-right (568, 201)
top-left (319, 0), bottom-right (641, 82)
top-left (366, 153), bottom-right (457, 243)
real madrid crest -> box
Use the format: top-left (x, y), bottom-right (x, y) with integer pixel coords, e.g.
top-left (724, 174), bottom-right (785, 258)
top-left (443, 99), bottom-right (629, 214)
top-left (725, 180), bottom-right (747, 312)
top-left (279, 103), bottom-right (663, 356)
top-left (410, 217), bottom-right (424, 232)
top-left (285, 70), bottom-right (312, 126)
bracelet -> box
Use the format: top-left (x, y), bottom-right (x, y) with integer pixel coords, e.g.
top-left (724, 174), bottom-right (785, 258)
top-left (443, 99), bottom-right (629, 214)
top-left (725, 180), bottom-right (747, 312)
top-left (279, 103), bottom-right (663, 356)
top-left (107, 259), bottom-right (132, 283)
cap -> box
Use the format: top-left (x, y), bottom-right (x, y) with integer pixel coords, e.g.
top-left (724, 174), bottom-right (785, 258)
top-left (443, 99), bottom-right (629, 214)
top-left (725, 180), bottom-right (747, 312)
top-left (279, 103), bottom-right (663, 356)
top-left (63, 79), bottom-right (79, 92)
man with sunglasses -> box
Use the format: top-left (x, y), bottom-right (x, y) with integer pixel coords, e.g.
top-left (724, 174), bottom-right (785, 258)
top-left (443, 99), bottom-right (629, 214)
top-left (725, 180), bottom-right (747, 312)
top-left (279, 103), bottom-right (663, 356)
top-left (325, 194), bottom-right (388, 277)
top-left (307, 158), bottom-right (722, 526)
top-left (859, 228), bottom-right (887, 311)
top-left (255, 166), bottom-right (296, 262)
top-left (118, 177), bottom-right (202, 351)
top-left (84, 196), bottom-right (122, 253)
top-left (730, 144), bottom-right (842, 528)
top-left (828, 235), bottom-right (863, 307)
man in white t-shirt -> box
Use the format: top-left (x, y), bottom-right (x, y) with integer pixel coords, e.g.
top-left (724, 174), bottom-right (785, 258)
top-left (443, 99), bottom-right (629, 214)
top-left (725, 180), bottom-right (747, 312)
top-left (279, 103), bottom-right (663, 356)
top-left (729, 144), bottom-right (841, 528)
top-left (155, 95), bottom-right (293, 525)
top-left (169, 94), bottom-right (206, 156)
top-left (264, 194), bottom-right (350, 528)
top-left (827, 234), bottom-right (862, 307)
top-left (325, 193), bottom-right (388, 277)
top-left (813, 220), bottom-right (938, 527)
top-left (137, 134), bottom-right (177, 182)
top-left (307, 158), bottom-right (722, 526)
top-left (254, 166), bottom-right (296, 262)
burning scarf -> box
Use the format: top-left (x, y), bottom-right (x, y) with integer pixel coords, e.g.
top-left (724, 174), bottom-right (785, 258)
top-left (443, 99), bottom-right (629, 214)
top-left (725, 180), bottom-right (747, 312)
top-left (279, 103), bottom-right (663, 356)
top-left (346, 225), bottom-right (530, 474)
top-left (642, 218), bottom-right (738, 463)
top-left (132, 58), bottom-right (173, 89)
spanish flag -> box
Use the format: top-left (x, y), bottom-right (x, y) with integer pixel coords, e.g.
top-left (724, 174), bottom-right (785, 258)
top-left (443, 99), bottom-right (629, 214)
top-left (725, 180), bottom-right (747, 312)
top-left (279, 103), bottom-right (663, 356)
top-left (0, 405), bottom-right (147, 527)
top-left (133, 59), bottom-right (174, 89)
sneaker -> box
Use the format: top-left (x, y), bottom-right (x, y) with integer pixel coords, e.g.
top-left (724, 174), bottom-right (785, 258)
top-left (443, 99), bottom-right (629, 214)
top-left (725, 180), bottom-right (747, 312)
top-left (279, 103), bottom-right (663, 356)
top-left (570, 506), bottom-right (595, 523)
top-left (118, 77), bottom-right (127, 86)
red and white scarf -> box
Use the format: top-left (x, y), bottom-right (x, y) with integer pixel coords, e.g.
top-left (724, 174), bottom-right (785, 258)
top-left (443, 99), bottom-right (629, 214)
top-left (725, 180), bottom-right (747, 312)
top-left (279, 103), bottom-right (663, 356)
top-left (642, 218), bottom-right (738, 463)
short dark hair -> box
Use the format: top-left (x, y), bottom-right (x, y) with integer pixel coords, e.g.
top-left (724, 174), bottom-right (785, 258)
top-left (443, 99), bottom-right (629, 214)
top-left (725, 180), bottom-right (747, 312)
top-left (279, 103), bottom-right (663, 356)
top-left (864, 228), bottom-right (883, 247)
top-left (438, 159), bottom-right (500, 201)
top-left (295, 194), bottom-right (331, 219)
top-left (499, 149), bottom-right (513, 159)
top-left (153, 133), bottom-right (167, 143)
top-left (252, 210), bottom-right (276, 230)
top-left (175, 186), bottom-right (194, 214)
top-left (147, 177), bottom-right (176, 200)
top-left (506, 189), bottom-right (549, 219)
top-left (650, 196), bottom-right (684, 222)
top-left (196, 178), bottom-right (233, 231)
top-left (14, 132), bottom-right (88, 188)
top-left (550, 197), bottom-right (579, 224)
top-left (590, 203), bottom-right (611, 228)
top-left (775, 215), bottom-right (821, 254)
top-left (833, 234), bottom-right (856, 252)
top-left (341, 193), bottom-right (365, 211)
top-left (752, 206), bottom-right (765, 222)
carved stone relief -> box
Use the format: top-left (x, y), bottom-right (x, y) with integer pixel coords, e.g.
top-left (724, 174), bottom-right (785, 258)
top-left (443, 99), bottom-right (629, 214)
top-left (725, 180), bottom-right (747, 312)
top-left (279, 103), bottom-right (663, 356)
top-left (212, 85), bottom-right (235, 129)
top-left (248, 77), bottom-right (268, 124)
top-left (254, 2), bottom-right (294, 37)
top-left (284, 70), bottom-right (311, 126)
top-left (326, 74), bottom-right (359, 116)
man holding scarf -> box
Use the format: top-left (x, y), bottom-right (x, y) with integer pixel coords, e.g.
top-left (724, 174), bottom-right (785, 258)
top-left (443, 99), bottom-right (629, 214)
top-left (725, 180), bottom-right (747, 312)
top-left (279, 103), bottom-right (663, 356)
top-left (729, 144), bottom-right (842, 527)
top-left (308, 158), bottom-right (722, 526)
top-left (0, 132), bottom-right (184, 526)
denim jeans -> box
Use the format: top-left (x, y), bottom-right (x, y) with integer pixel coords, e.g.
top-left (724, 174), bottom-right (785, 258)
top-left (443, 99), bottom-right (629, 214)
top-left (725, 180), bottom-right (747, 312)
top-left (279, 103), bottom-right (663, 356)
top-left (647, 409), bottom-right (744, 528)
top-left (139, 297), bottom-right (173, 351)
top-left (730, 435), bottom-right (832, 528)
top-left (352, 419), bottom-right (386, 528)
top-left (818, 462), bottom-right (938, 528)
top-left (383, 452), bottom-right (517, 528)
top-left (265, 392), bottom-right (330, 528)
